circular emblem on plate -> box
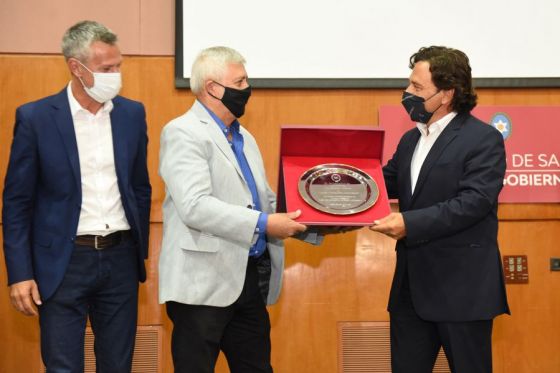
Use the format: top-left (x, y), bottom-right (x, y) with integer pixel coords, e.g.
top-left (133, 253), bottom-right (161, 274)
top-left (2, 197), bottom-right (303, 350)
top-left (298, 163), bottom-right (378, 215)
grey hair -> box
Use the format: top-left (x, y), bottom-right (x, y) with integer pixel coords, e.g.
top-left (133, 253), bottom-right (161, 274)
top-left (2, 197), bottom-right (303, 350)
top-left (190, 46), bottom-right (246, 94)
top-left (61, 20), bottom-right (118, 61)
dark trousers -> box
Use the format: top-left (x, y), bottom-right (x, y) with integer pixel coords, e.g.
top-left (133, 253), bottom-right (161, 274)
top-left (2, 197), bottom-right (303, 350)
top-left (39, 235), bottom-right (139, 373)
top-left (390, 273), bottom-right (493, 373)
top-left (166, 258), bottom-right (273, 373)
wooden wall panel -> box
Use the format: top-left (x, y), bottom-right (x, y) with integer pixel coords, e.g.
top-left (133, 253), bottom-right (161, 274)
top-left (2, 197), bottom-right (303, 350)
top-left (268, 230), bottom-right (396, 372)
top-left (495, 220), bottom-right (560, 372)
top-left (1, 55), bottom-right (559, 373)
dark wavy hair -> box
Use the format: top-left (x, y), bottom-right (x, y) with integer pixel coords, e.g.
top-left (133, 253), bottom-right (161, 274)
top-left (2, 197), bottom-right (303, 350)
top-left (410, 46), bottom-right (478, 113)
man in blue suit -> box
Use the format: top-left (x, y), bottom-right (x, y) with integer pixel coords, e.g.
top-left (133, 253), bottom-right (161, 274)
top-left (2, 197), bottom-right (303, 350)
top-left (371, 46), bottom-right (509, 373)
top-left (2, 20), bottom-right (151, 372)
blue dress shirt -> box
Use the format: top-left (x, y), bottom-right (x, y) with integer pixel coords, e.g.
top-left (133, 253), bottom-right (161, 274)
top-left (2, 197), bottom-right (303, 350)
top-left (203, 105), bottom-right (268, 257)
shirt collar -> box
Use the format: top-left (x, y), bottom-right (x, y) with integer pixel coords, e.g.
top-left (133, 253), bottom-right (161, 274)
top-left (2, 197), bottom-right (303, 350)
top-left (66, 82), bottom-right (113, 116)
top-left (416, 111), bottom-right (458, 136)
top-left (200, 100), bottom-right (240, 137)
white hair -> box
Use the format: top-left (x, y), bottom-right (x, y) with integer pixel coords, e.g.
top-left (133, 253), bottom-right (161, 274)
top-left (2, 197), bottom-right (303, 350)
top-left (190, 46), bottom-right (246, 94)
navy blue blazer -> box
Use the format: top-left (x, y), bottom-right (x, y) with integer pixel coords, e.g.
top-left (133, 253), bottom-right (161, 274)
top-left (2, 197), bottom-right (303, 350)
top-left (383, 112), bottom-right (510, 322)
top-left (2, 88), bottom-right (151, 301)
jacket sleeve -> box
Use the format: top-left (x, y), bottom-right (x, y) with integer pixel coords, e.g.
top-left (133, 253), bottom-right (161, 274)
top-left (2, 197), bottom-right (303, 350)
top-left (402, 128), bottom-right (506, 244)
top-left (383, 144), bottom-right (403, 200)
top-left (2, 107), bottom-right (38, 285)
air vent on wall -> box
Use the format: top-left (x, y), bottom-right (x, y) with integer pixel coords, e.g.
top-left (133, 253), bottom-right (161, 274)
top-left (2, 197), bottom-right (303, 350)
top-left (338, 321), bottom-right (450, 373)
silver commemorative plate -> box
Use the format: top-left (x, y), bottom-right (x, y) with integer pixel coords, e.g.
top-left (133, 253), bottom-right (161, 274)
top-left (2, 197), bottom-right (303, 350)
top-left (298, 163), bottom-right (379, 215)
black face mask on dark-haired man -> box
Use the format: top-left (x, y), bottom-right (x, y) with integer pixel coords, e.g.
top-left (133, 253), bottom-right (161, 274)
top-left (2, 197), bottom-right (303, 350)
top-left (401, 90), bottom-right (442, 124)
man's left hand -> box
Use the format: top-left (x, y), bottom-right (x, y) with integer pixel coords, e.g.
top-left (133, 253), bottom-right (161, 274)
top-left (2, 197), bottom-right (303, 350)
top-left (368, 212), bottom-right (406, 240)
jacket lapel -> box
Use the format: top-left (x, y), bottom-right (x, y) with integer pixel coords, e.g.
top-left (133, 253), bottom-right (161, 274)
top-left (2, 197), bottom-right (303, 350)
top-left (109, 98), bottom-right (129, 186)
top-left (242, 132), bottom-right (268, 206)
top-left (52, 89), bottom-right (81, 193)
top-left (192, 101), bottom-right (245, 181)
top-left (410, 114), bottom-right (466, 204)
top-left (402, 131), bottom-right (420, 204)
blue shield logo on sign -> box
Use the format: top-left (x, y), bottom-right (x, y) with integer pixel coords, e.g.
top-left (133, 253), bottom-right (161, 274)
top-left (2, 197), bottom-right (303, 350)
top-left (490, 113), bottom-right (512, 140)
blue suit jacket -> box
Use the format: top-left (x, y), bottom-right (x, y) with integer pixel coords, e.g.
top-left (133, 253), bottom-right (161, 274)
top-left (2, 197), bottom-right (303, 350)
top-left (383, 112), bottom-right (510, 322)
top-left (2, 88), bottom-right (151, 301)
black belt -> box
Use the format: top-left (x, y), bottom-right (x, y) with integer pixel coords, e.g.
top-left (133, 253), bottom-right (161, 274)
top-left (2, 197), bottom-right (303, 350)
top-left (74, 230), bottom-right (130, 249)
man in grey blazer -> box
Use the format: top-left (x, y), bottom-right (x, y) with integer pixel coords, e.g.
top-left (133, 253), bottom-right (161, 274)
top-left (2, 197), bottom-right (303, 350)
top-left (159, 46), bottom-right (318, 373)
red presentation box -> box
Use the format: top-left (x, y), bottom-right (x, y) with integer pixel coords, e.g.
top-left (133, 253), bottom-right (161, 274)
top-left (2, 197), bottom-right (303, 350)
top-left (277, 126), bottom-right (391, 226)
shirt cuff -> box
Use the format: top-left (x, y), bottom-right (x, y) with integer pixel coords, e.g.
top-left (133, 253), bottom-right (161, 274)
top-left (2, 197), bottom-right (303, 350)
top-left (256, 212), bottom-right (268, 234)
top-left (251, 213), bottom-right (268, 246)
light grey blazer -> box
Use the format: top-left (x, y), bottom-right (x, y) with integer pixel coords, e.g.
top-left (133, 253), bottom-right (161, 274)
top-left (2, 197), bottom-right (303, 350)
top-left (158, 100), bottom-right (285, 306)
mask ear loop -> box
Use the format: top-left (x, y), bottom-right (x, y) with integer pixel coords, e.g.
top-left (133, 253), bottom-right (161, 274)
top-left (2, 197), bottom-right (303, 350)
top-left (71, 58), bottom-right (94, 89)
top-left (425, 90), bottom-right (443, 116)
top-left (207, 81), bottom-right (223, 101)
top-left (425, 89), bottom-right (441, 102)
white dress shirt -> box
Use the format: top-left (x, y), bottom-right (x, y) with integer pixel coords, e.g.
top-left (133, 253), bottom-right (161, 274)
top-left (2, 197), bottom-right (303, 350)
top-left (67, 83), bottom-right (130, 236)
top-left (410, 112), bottom-right (458, 193)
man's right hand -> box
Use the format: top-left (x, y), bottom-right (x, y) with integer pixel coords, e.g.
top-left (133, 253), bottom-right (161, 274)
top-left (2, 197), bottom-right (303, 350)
top-left (10, 279), bottom-right (42, 316)
top-left (266, 210), bottom-right (307, 239)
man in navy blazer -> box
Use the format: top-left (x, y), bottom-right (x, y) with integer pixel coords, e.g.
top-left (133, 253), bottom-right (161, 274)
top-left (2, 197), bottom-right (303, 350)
top-left (2, 21), bottom-right (151, 372)
top-left (371, 46), bottom-right (509, 373)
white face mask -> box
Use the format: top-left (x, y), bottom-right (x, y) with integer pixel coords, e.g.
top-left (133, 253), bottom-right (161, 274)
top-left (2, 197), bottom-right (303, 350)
top-left (76, 60), bottom-right (122, 103)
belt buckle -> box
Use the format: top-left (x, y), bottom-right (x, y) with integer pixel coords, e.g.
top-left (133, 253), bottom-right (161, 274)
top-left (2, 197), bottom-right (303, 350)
top-left (94, 236), bottom-right (100, 250)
